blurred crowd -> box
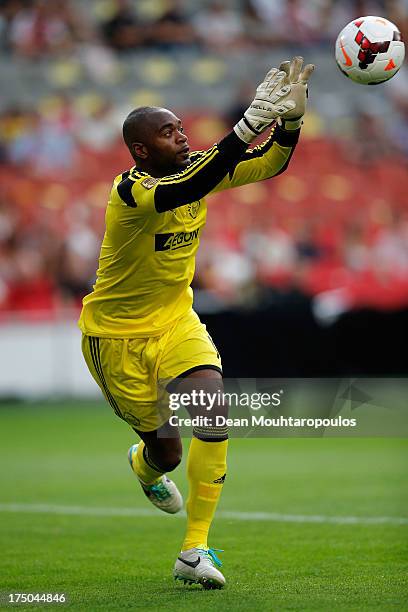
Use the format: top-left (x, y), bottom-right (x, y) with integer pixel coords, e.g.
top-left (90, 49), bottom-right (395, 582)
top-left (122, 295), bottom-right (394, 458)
top-left (0, 0), bottom-right (408, 318)
top-left (0, 0), bottom-right (407, 56)
top-left (1, 104), bottom-right (408, 318)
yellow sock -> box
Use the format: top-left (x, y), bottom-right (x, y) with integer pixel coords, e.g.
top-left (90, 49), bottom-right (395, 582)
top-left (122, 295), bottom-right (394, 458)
top-left (182, 437), bottom-right (228, 551)
top-left (131, 441), bottom-right (163, 485)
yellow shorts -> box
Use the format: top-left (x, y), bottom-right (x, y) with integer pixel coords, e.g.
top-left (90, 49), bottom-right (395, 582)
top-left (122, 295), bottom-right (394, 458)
top-left (81, 309), bottom-right (222, 432)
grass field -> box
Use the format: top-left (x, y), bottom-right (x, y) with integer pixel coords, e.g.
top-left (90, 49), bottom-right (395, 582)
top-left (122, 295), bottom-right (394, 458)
top-left (0, 401), bottom-right (407, 611)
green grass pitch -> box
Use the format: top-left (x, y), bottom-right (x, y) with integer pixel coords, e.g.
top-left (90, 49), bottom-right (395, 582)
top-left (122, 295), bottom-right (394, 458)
top-left (0, 401), bottom-right (407, 611)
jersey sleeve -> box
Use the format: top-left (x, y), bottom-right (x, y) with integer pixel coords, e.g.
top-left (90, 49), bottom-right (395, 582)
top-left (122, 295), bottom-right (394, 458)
top-left (111, 124), bottom-right (300, 217)
top-left (208, 122), bottom-right (301, 194)
top-left (108, 170), bottom-right (158, 231)
top-left (151, 131), bottom-right (248, 212)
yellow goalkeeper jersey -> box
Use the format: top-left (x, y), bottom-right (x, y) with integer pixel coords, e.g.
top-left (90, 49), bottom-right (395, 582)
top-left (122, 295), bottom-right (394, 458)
top-left (78, 125), bottom-right (300, 337)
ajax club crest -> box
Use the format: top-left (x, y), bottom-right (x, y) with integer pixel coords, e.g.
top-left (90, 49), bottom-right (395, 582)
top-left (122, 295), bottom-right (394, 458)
top-left (187, 201), bottom-right (200, 219)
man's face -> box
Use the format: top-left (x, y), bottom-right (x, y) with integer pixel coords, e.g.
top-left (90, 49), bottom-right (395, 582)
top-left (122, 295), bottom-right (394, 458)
top-left (134, 110), bottom-right (190, 176)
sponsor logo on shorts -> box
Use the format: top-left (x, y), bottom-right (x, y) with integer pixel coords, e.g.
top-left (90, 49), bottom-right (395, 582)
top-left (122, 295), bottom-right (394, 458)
top-left (155, 229), bottom-right (200, 251)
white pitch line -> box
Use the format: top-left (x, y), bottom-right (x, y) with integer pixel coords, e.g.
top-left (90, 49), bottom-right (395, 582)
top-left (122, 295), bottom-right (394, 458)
top-left (0, 503), bottom-right (407, 525)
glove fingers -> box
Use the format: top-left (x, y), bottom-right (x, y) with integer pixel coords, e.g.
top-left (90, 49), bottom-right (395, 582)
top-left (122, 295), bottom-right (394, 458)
top-left (266, 69), bottom-right (285, 87)
top-left (256, 68), bottom-right (281, 94)
top-left (263, 71), bottom-right (286, 96)
top-left (263, 68), bottom-right (279, 84)
top-left (300, 63), bottom-right (315, 84)
top-left (279, 61), bottom-right (291, 76)
top-left (279, 61), bottom-right (290, 85)
top-left (278, 61), bottom-right (291, 85)
top-left (289, 56), bottom-right (303, 83)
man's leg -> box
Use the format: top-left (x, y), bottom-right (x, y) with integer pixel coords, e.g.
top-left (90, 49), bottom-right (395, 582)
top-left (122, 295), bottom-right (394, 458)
top-left (172, 369), bottom-right (228, 588)
top-left (180, 370), bottom-right (228, 551)
top-left (132, 420), bottom-right (183, 484)
top-left (128, 421), bottom-right (183, 514)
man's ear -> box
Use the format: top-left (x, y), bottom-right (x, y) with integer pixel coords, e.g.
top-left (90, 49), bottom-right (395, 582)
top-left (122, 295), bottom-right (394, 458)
top-left (133, 142), bottom-right (148, 159)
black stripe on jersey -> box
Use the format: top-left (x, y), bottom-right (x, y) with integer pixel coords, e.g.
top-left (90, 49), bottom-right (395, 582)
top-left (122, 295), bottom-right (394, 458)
top-left (243, 123), bottom-right (299, 159)
top-left (239, 127), bottom-right (276, 161)
top-left (189, 150), bottom-right (205, 161)
top-left (272, 123), bottom-right (301, 147)
top-left (158, 146), bottom-right (217, 184)
top-left (154, 131), bottom-right (247, 213)
top-left (89, 337), bottom-right (122, 418)
top-left (89, 337), bottom-right (111, 409)
top-left (94, 338), bottom-right (122, 417)
top-left (117, 171), bottom-right (137, 208)
top-left (131, 167), bottom-right (148, 179)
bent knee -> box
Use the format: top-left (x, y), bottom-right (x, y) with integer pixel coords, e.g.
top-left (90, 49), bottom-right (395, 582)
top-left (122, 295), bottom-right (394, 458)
top-left (158, 451), bottom-right (182, 472)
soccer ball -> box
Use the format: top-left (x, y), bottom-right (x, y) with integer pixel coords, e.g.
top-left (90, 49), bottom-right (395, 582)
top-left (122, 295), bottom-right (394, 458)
top-left (335, 16), bottom-right (405, 84)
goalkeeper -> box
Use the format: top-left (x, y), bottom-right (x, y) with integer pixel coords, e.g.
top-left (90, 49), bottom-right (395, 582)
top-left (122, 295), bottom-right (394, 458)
top-left (79, 56), bottom-right (314, 589)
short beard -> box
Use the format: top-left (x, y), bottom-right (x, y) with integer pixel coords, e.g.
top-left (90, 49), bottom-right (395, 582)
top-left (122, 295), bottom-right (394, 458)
top-left (162, 157), bottom-right (191, 176)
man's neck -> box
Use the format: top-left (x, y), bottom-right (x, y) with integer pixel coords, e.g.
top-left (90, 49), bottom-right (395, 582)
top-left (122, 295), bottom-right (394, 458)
top-left (134, 160), bottom-right (190, 178)
top-left (135, 164), bottom-right (163, 177)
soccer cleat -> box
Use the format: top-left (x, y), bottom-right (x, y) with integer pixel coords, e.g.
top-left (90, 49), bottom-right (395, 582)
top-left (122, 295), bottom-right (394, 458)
top-left (173, 547), bottom-right (226, 589)
top-left (127, 444), bottom-right (183, 514)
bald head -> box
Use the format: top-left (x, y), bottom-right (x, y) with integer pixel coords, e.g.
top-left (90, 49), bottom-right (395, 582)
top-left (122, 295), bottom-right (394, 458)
top-left (123, 106), bottom-right (172, 159)
top-left (122, 106), bottom-right (189, 175)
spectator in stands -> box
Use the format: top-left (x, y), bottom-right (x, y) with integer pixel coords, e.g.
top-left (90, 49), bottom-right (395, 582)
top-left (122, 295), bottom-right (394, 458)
top-left (101, 0), bottom-right (145, 52)
top-left (76, 100), bottom-right (121, 153)
top-left (147, 0), bottom-right (198, 50)
top-left (0, 196), bottom-right (57, 312)
top-left (243, 218), bottom-right (297, 288)
top-left (295, 220), bottom-right (322, 262)
top-left (0, 106), bottom-right (30, 162)
top-left (346, 111), bottom-right (394, 164)
top-left (371, 211), bottom-right (408, 276)
top-left (387, 66), bottom-right (408, 158)
top-left (193, 0), bottom-right (245, 51)
top-left (7, 0), bottom-right (87, 58)
top-left (224, 80), bottom-right (256, 128)
top-left (0, 0), bottom-right (407, 312)
top-left (342, 222), bottom-right (370, 272)
top-left (242, 0), bottom-right (325, 47)
top-left (195, 228), bottom-right (256, 305)
top-left (0, 0), bottom-right (24, 52)
top-left (7, 102), bottom-right (78, 174)
top-left (57, 212), bottom-right (101, 305)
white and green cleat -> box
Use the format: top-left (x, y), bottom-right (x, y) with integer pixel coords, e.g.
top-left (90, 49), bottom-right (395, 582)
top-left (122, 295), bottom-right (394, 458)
top-left (127, 444), bottom-right (183, 514)
top-left (174, 547), bottom-right (226, 589)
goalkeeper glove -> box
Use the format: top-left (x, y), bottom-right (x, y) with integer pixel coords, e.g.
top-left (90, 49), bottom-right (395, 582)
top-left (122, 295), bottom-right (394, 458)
top-left (276, 56), bottom-right (314, 130)
top-left (234, 68), bottom-right (296, 144)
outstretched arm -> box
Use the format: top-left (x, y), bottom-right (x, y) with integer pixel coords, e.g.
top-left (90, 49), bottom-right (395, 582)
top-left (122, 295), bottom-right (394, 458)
top-left (116, 58), bottom-right (313, 214)
top-left (209, 57), bottom-right (315, 193)
top-left (208, 122), bottom-right (300, 194)
top-left (152, 66), bottom-right (299, 212)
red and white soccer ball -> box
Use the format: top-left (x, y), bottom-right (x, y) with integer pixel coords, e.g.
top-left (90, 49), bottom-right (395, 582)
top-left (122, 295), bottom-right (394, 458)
top-left (335, 16), bottom-right (405, 84)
